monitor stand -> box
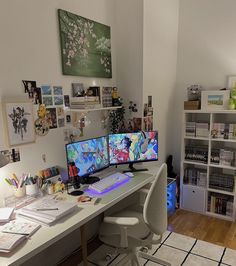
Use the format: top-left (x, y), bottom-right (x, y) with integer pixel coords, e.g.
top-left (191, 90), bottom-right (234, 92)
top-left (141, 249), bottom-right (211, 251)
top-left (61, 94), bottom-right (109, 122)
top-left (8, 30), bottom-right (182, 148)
top-left (123, 163), bottom-right (148, 173)
top-left (83, 176), bottom-right (100, 185)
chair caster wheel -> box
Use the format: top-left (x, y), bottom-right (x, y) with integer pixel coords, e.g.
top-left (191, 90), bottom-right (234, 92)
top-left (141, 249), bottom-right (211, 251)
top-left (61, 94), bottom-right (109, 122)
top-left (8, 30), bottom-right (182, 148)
top-left (105, 254), bottom-right (112, 261)
top-left (140, 246), bottom-right (149, 253)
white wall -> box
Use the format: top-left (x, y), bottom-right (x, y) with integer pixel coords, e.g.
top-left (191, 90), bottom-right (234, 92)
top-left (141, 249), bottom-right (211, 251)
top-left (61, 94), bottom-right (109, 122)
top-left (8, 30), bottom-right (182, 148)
top-left (143, 0), bottom-right (179, 164)
top-left (173, 0), bottom-right (236, 171)
top-left (0, 0), bottom-right (117, 199)
top-left (0, 1), bottom-right (116, 264)
top-left (114, 0), bottom-right (144, 116)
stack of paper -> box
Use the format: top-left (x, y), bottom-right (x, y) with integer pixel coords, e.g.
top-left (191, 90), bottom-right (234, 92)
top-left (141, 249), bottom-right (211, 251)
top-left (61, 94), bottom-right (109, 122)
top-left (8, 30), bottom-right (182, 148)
top-left (0, 207), bottom-right (14, 223)
top-left (17, 196), bottom-right (78, 226)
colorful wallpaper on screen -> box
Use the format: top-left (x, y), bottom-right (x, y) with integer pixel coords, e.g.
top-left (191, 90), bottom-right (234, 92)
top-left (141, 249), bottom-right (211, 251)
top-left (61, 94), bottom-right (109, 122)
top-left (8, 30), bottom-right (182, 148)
top-left (109, 131), bottom-right (158, 164)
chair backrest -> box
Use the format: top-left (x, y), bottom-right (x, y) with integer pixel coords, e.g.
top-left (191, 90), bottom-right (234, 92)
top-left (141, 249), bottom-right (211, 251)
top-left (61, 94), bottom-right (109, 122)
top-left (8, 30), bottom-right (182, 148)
top-left (143, 163), bottom-right (167, 235)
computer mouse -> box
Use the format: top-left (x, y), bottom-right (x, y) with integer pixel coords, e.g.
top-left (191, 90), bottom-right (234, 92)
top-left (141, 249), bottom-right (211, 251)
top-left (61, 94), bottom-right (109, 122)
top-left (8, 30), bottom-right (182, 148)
top-left (125, 172), bottom-right (134, 177)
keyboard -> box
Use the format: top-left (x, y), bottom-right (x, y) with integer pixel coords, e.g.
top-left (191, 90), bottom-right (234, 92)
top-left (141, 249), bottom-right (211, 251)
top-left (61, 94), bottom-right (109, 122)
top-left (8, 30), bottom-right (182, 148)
top-left (88, 172), bottom-right (130, 193)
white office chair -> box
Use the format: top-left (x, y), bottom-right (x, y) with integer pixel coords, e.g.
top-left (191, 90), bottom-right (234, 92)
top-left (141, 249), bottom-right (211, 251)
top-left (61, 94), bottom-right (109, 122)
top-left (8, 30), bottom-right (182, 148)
top-left (99, 163), bottom-right (170, 266)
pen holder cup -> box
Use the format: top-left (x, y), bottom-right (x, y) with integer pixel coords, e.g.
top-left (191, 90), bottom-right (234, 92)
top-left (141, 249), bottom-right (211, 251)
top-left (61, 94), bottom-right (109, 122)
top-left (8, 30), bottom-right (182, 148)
top-left (13, 186), bottom-right (26, 198)
top-left (26, 183), bottom-right (39, 196)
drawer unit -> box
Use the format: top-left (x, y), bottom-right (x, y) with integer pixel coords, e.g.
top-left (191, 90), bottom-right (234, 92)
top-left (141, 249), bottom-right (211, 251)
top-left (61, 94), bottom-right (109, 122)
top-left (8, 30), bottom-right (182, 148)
top-left (182, 185), bottom-right (205, 213)
top-left (167, 178), bottom-right (176, 215)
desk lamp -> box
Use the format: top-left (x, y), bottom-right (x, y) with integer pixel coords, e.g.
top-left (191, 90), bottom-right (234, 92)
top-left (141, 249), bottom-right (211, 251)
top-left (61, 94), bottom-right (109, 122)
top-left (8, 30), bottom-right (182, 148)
top-left (0, 153), bottom-right (9, 168)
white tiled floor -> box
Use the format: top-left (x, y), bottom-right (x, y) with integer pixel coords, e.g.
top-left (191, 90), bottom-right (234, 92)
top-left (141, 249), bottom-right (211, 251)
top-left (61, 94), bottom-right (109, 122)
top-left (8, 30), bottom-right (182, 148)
top-left (78, 231), bottom-right (236, 266)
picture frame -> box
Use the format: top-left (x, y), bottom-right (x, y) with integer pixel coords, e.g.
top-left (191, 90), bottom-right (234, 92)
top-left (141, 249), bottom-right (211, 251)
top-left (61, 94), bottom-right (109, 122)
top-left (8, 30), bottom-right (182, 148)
top-left (3, 101), bottom-right (35, 146)
top-left (228, 76), bottom-right (236, 89)
top-left (201, 90), bottom-right (230, 110)
top-left (58, 9), bottom-right (112, 78)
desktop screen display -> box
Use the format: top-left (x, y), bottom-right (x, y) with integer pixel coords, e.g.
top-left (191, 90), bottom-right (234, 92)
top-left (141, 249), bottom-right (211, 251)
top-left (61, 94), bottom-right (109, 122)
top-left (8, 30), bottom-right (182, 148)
top-left (109, 131), bottom-right (158, 165)
top-left (66, 136), bottom-right (109, 177)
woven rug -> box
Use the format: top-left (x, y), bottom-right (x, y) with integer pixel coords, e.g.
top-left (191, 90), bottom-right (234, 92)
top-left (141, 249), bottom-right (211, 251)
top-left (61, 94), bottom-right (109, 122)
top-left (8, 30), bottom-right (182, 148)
top-left (79, 231), bottom-right (236, 266)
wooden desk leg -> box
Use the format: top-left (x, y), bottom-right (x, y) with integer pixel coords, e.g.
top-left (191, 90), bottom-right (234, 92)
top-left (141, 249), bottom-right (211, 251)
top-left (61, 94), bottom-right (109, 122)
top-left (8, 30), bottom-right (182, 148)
top-left (80, 225), bottom-right (88, 266)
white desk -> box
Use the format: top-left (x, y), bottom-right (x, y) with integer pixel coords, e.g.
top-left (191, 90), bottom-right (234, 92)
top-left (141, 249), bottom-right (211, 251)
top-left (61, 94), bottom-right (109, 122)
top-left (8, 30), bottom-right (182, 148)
top-left (0, 163), bottom-right (159, 266)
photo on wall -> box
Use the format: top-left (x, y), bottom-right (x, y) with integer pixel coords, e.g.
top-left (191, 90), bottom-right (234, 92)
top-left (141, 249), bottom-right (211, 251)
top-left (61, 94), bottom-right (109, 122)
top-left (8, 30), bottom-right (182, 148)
top-left (0, 148), bottom-right (20, 163)
top-left (58, 9), bottom-right (112, 78)
top-left (22, 80), bottom-right (37, 99)
top-left (46, 108), bottom-right (57, 129)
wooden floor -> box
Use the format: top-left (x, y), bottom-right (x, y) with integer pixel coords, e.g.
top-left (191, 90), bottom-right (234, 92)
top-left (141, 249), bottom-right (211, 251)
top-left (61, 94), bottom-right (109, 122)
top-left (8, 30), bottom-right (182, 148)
top-left (168, 209), bottom-right (236, 250)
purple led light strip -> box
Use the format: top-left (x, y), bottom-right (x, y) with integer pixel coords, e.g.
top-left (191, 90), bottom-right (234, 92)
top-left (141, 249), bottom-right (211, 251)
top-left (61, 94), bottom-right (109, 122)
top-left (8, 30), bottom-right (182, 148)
top-left (86, 176), bottom-right (131, 196)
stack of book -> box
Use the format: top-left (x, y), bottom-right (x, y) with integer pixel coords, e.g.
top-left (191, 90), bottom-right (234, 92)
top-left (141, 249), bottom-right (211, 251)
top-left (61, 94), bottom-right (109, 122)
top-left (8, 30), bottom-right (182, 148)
top-left (70, 86), bottom-right (101, 109)
top-left (185, 122), bottom-right (196, 137)
top-left (16, 196), bottom-right (78, 226)
top-left (208, 193), bottom-right (233, 216)
top-left (195, 123), bottom-right (209, 137)
top-left (102, 87), bottom-right (112, 107)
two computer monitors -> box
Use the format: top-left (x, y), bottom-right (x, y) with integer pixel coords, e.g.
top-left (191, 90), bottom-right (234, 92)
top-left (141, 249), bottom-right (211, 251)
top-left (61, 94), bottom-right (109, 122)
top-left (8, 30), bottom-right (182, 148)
top-left (66, 131), bottom-right (158, 179)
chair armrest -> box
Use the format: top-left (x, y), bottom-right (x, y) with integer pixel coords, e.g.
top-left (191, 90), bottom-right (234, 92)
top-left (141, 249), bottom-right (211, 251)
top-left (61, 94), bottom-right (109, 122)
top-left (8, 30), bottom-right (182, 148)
top-left (104, 216), bottom-right (139, 226)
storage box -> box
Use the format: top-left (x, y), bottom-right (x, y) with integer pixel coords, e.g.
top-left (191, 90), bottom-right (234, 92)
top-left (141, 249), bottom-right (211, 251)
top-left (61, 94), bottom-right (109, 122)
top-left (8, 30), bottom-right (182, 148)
top-left (184, 101), bottom-right (200, 110)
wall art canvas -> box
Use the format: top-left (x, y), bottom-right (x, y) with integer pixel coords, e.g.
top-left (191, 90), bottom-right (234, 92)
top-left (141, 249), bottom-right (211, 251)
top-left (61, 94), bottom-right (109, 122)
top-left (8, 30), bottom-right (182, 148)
top-left (58, 9), bottom-right (112, 78)
top-left (4, 101), bottom-right (35, 146)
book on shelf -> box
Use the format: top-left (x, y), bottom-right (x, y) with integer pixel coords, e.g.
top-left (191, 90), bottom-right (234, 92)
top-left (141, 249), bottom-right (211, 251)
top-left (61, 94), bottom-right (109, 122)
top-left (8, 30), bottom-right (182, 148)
top-left (1, 220), bottom-right (41, 237)
top-left (0, 232), bottom-right (26, 253)
top-left (102, 87), bottom-right (112, 107)
top-left (185, 122), bottom-right (196, 137)
top-left (77, 195), bottom-right (99, 205)
top-left (0, 207), bottom-right (14, 223)
top-left (209, 173), bottom-right (235, 192)
top-left (16, 196), bottom-right (78, 226)
top-left (209, 193), bottom-right (233, 216)
top-left (195, 123), bottom-right (209, 137)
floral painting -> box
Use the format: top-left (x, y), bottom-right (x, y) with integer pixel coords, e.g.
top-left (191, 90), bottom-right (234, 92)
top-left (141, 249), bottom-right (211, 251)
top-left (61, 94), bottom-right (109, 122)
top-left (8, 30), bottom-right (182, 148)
top-left (58, 9), bottom-right (112, 78)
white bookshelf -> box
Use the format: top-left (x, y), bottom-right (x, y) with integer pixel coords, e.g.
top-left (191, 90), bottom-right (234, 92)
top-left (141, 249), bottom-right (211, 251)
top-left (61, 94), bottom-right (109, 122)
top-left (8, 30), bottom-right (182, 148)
top-left (181, 110), bottom-right (236, 221)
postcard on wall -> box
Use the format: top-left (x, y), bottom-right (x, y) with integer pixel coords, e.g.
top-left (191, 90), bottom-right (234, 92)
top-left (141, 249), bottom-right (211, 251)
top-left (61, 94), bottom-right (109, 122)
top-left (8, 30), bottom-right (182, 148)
top-left (64, 95), bottom-right (70, 107)
top-left (42, 96), bottom-right (53, 106)
top-left (4, 101), bottom-right (35, 146)
top-left (46, 108), bottom-right (57, 129)
top-left (22, 80), bottom-right (37, 99)
top-left (53, 86), bottom-right (63, 95)
top-left (72, 83), bottom-right (85, 97)
top-left (54, 96), bottom-right (64, 106)
top-left (41, 85), bottom-right (52, 95)
top-left (0, 148), bottom-right (20, 163)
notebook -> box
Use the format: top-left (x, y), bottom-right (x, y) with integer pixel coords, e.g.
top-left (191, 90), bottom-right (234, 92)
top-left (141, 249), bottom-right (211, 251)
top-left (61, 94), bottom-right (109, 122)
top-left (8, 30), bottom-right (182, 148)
top-left (1, 220), bottom-right (41, 236)
top-left (17, 196), bottom-right (78, 225)
top-left (0, 208), bottom-right (14, 223)
top-left (0, 232), bottom-right (26, 253)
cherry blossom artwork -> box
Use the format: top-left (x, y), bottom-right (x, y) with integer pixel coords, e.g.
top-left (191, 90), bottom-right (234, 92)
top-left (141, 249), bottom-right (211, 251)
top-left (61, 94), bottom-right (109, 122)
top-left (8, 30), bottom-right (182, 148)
top-left (58, 9), bottom-right (112, 78)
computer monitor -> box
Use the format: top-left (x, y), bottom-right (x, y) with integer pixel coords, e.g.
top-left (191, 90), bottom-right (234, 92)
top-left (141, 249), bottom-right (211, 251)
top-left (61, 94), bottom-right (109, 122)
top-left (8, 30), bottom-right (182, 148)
top-left (109, 131), bottom-right (158, 172)
top-left (66, 136), bottom-right (109, 193)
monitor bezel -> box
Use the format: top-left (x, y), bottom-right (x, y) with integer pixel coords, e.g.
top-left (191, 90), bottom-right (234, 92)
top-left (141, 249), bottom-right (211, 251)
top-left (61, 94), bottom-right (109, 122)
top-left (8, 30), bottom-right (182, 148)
top-left (108, 131), bottom-right (158, 166)
top-left (65, 135), bottom-right (109, 179)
